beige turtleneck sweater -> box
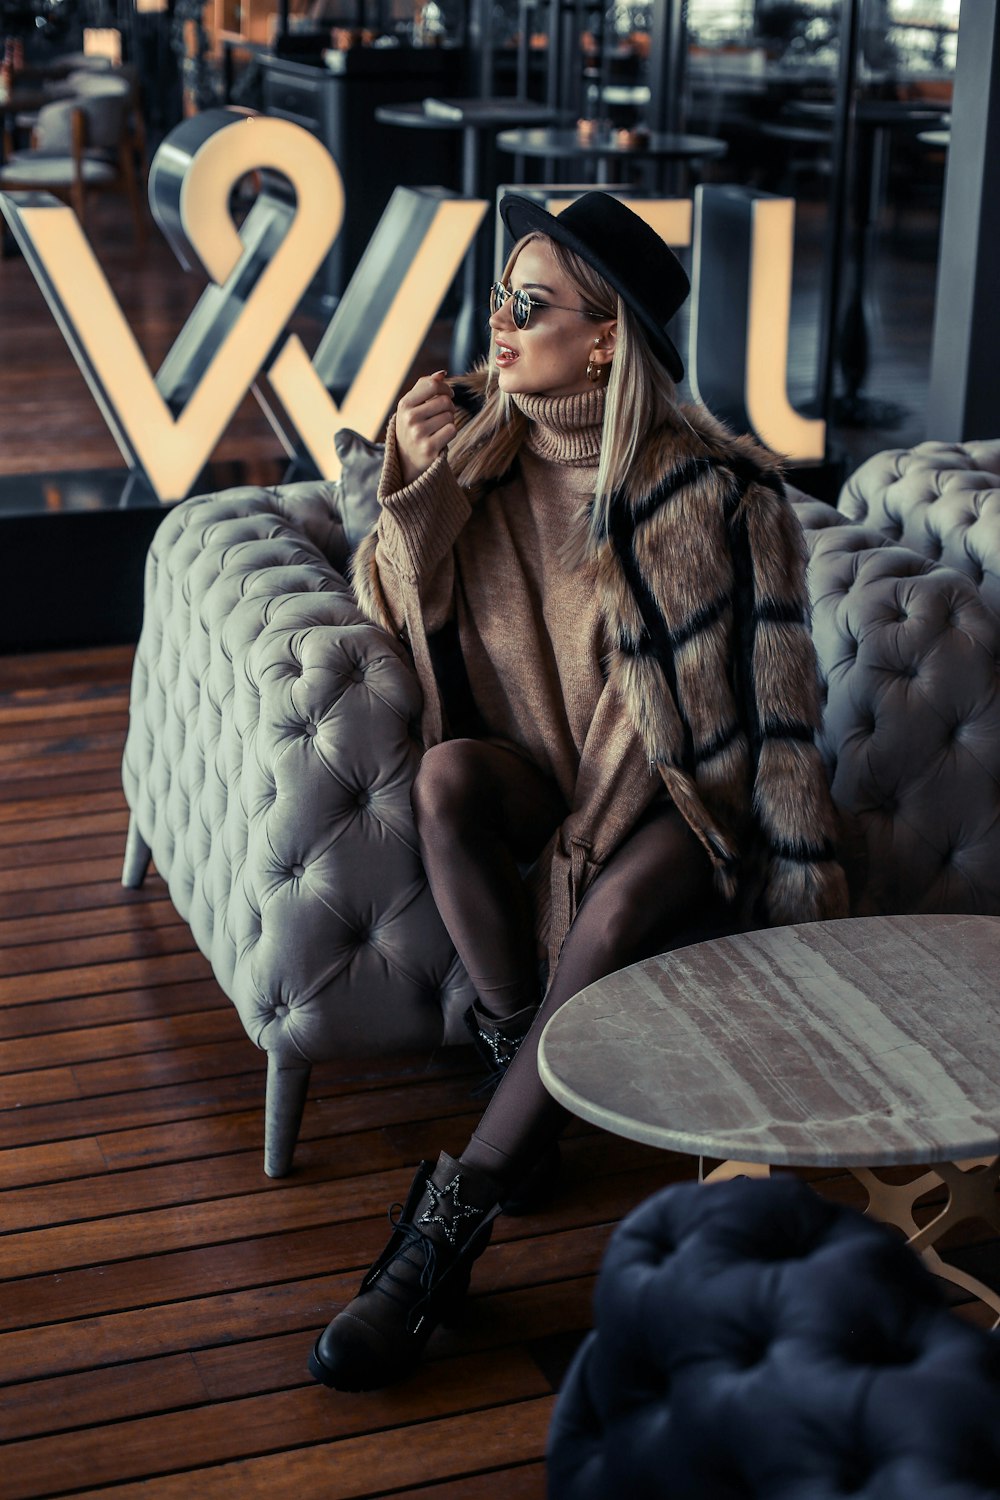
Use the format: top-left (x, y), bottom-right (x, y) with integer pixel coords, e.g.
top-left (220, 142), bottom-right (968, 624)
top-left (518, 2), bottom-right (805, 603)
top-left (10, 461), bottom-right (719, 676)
top-left (375, 389), bottom-right (604, 799)
top-left (370, 386), bottom-right (661, 953)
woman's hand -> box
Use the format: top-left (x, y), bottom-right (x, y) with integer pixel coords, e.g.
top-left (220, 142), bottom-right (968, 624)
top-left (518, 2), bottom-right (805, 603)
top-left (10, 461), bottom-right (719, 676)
top-left (395, 372), bottom-right (459, 486)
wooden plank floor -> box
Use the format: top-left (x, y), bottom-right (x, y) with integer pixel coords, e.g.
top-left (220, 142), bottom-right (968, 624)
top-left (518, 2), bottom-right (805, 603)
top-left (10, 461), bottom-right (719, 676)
top-left (0, 644), bottom-right (703, 1499)
top-left (2, 647), bottom-right (998, 1496)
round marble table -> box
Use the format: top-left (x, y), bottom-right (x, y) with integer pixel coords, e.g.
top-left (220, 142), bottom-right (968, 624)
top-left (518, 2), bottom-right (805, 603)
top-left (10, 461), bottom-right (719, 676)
top-left (539, 914), bottom-right (1000, 1318)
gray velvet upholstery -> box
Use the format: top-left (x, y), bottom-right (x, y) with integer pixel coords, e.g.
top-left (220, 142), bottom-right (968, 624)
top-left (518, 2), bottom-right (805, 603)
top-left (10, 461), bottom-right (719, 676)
top-left (548, 1177), bottom-right (1000, 1499)
top-left (802, 522), bottom-right (1000, 914)
top-left (122, 439), bottom-right (1000, 1174)
top-left (122, 462), bottom-right (472, 1175)
top-left (837, 439), bottom-right (1000, 618)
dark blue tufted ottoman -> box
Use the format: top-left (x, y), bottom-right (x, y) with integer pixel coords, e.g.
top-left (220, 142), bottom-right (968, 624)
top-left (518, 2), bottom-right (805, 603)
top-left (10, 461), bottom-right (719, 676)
top-left (547, 1177), bottom-right (1000, 1499)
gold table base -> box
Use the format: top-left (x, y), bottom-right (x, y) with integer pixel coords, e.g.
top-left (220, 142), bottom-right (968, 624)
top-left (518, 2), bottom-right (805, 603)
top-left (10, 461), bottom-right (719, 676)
top-left (701, 1155), bottom-right (1000, 1327)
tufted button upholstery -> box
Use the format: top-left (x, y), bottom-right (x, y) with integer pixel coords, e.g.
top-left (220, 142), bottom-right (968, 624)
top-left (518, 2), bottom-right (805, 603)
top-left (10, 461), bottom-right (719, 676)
top-left (837, 440), bottom-right (1000, 619)
top-left (124, 445), bottom-right (1000, 1174)
top-left (122, 479), bottom-right (474, 1174)
top-left (548, 1176), bottom-right (1000, 1499)
top-left (799, 521), bottom-right (1000, 914)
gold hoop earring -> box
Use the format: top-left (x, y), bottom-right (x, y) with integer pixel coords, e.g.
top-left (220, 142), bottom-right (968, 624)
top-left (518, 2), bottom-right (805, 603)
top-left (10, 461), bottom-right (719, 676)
top-left (586, 337), bottom-right (605, 384)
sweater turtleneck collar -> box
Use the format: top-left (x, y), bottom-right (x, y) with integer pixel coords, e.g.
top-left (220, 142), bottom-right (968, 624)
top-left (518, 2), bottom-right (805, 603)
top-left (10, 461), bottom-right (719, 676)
top-left (511, 386), bottom-right (606, 468)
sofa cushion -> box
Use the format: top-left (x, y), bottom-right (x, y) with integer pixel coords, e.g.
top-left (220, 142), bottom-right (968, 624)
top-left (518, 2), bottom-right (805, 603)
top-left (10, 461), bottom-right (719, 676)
top-left (548, 1176), bottom-right (1000, 1499)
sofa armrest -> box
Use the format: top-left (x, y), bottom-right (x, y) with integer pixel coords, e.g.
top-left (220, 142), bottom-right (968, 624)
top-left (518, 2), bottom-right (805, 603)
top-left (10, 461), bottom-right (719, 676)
top-left (218, 597), bottom-right (469, 1059)
top-left (124, 486), bottom-right (473, 1067)
top-left (789, 490), bottom-right (848, 531)
top-left (264, 480), bottom-right (352, 574)
top-left (161, 480), bottom-right (352, 577)
top-left (124, 493), bottom-right (357, 906)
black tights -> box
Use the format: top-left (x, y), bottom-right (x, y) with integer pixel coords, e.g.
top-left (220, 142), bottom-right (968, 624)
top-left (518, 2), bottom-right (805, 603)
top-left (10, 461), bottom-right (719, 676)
top-left (411, 739), bottom-right (721, 1192)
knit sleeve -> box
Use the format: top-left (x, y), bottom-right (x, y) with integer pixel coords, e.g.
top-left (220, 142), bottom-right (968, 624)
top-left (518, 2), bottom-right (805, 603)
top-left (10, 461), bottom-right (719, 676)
top-left (376, 414), bottom-right (473, 584)
top-left (351, 414), bottom-right (474, 652)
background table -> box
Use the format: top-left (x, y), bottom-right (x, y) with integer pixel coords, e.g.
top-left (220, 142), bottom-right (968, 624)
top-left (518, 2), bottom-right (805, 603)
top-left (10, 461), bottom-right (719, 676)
top-left (789, 97), bottom-right (949, 426)
top-left (375, 98), bottom-right (558, 370)
top-left (496, 125), bottom-right (727, 191)
top-left (539, 913), bottom-right (1000, 1319)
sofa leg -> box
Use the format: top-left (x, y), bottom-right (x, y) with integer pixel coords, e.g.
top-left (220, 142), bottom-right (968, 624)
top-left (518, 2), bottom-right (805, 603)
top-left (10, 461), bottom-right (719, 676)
top-left (122, 815), bottom-right (152, 889)
top-left (264, 1055), bottom-right (312, 1177)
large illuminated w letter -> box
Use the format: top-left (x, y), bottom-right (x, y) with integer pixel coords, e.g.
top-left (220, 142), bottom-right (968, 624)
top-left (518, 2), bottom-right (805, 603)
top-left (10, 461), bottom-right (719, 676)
top-left (0, 110), bottom-right (486, 498)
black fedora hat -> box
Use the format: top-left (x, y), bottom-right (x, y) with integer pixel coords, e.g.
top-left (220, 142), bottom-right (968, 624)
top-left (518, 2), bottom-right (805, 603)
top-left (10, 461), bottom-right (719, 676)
top-left (499, 191), bottom-right (689, 381)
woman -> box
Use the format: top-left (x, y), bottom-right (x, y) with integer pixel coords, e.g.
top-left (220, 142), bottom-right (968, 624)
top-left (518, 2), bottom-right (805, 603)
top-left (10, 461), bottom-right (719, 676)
top-left (309, 192), bottom-right (848, 1392)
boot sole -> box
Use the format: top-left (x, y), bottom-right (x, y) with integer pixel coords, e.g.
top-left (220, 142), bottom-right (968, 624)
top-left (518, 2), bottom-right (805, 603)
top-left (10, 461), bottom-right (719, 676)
top-left (307, 1335), bottom-right (417, 1392)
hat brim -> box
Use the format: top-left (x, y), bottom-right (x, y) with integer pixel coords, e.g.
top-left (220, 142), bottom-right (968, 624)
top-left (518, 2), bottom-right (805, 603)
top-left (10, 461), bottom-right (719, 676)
top-left (499, 194), bottom-right (685, 382)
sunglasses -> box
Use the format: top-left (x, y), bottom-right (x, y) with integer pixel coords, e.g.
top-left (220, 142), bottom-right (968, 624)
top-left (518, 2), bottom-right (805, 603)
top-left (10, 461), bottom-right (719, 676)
top-left (489, 281), bottom-right (606, 331)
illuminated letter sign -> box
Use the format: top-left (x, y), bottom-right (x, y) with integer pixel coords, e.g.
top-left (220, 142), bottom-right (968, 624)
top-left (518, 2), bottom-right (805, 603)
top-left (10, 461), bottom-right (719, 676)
top-left (3, 112), bottom-right (346, 500)
top-left (0, 118), bottom-right (823, 499)
top-left (0, 109), bottom-right (487, 497)
top-left (264, 190), bottom-right (488, 478)
top-left (526, 195), bottom-right (693, 257)
top-left (689, 184), bottom-right (825, 462)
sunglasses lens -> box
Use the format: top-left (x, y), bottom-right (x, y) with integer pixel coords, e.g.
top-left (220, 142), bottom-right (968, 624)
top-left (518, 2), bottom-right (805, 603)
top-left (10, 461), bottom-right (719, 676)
top-left (490, 283), bottom-right (531, 328)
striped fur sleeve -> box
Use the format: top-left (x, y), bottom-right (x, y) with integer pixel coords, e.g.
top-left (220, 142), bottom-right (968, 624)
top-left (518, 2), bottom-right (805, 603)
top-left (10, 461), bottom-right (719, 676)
top-left (726, 467), bottom-right (849, 923)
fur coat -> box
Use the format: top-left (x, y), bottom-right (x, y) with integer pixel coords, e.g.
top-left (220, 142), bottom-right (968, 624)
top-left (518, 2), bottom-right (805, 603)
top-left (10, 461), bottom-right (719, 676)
top-left (352, 401), bottom-right (849, 969)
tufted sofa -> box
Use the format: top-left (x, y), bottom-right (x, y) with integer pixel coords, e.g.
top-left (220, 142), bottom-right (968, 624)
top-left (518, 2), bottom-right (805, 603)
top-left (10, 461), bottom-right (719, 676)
top-left (122, 438), bottom-right (1000, 1174)
top-left (546, 1175), bottom-right (1000, 1499)
top-left (120, 436), bottom-right (474, 1176)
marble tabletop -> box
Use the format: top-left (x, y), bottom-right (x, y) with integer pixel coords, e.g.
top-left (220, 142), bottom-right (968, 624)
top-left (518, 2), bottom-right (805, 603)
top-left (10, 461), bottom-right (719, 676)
top-left (537, 914), bottom-right (1000, 1168)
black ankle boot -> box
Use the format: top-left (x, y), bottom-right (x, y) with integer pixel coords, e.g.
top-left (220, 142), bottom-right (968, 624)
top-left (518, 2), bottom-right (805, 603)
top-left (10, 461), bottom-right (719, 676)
top-left (464, 998), bottom-right (538, 1094)
top-left (308, 1152), bottom-right (502, 1392)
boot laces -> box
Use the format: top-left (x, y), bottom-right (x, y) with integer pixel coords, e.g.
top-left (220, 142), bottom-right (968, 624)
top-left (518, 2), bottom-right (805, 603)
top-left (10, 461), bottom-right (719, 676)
top-left (384, 1205), bottom-right (440, 1284)
top-left (364, 1205), bottom-right (443, 1335)
top-left (478, 1019), bottom-right (524, 1069)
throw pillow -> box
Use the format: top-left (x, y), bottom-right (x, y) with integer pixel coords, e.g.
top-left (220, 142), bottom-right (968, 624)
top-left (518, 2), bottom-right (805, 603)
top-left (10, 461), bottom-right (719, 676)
top-left (334, 428), bottom-right (384, 553)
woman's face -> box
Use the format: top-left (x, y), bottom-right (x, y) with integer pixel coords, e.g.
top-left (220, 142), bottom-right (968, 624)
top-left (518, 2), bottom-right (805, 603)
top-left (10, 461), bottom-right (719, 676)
top-left (489, 238), bottom-right (617, 399)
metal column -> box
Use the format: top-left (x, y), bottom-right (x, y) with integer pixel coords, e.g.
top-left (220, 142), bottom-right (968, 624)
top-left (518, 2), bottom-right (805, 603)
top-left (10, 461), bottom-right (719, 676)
top-left (925, 2), bottom-right (1000, 441)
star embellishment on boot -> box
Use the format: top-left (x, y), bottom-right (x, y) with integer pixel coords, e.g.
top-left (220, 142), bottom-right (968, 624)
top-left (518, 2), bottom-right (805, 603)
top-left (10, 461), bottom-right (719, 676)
top-left (417, 1172), bottom-right (483, 1247)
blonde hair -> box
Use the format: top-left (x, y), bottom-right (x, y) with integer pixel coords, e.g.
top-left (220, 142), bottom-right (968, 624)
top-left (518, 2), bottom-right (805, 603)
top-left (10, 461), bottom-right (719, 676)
top-left (446, 231), bottom-right (684, 549)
